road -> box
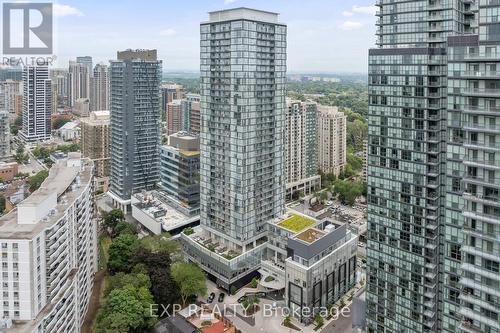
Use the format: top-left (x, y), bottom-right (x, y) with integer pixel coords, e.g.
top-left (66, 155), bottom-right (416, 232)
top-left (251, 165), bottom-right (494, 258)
top-left (321, 305), bottom-right (353, 333)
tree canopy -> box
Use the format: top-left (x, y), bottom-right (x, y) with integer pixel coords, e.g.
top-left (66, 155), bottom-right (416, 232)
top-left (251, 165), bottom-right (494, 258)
top-left (107, 234), bottom-right (140, 274)
top-left (28, 170), bottom-right (49, 192)
top-left (171, 262), bottom-right (207, 306)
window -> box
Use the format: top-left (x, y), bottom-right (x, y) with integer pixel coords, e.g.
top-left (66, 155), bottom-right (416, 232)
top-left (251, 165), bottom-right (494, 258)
top-left (484, 259), bottom-right (499, 273)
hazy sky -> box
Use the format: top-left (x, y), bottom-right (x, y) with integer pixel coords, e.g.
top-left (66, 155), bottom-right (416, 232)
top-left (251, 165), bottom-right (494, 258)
top-left (51, 0), bottom-right (377, 73)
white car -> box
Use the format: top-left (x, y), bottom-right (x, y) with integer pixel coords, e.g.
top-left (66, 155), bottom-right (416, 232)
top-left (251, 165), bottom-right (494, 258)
top-left (326, 201), bottom-right (333, 206)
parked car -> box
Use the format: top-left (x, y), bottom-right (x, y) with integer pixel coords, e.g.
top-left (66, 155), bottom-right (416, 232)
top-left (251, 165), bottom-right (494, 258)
top-left (207, 292), bottom-right (215, 303)
top-left (237, 295), bottom-right (247, 303)
top-left (218, 293), bottom-right (225, 302)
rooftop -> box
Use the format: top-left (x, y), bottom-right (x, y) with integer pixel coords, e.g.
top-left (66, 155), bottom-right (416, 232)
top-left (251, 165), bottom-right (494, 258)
top-left (179, 150), bottom-right (200, 157)
top-left (294, 228), bottom-right (326, 244)
top-left (206, 7), bottom-right (281, 25)
top-left (132, 191), bottom-right (199, 232)
top-left (81, 110), bottom-right (110, 125)
top-left (0, 155), bottom-right (92, 239)
top-left (277, 213), bottom-right (316, 233)
top-left (59, 121), bottom-right (79, 130)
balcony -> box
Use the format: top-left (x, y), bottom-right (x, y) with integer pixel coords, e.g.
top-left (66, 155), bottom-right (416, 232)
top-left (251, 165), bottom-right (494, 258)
top-left (462, 210), bottom-right (500, 225)
top-left (463, 105), bottom-right (500, 115)
top-left (427, 13), bottom-right (443, 21)
top-left (463, 158), bottom-right (500, 170)
top-left (462, 71), bottom-right (500, 79)
top-left (463, 122), bottom-right (500, 134)
top-left (463, 191), bottom-right (500, 207)
top-left (463, 174), bottom-right (500, 188)
top-left (459, 321), bottom-right (484, 333)
top-left (464, 53), bottom-right (500, 61)
top-left (464, 140), bottom-right (500, 151)
top-left (462, 88), bottom-right (500, 97)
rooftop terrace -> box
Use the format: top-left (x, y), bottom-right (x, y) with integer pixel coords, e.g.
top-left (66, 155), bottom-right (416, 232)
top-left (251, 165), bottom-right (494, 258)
top-left (277, 213), bottom-right (316, 233)
top-left (294, 228), bottom-right (326, 244)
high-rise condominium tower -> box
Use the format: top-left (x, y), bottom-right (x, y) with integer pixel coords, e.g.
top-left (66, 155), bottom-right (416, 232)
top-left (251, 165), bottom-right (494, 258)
top-left (92, 64), bottom-right (109, 111)
top-left (19, 66), bottom-right (52, 142)
top-left (0, 154), bottom-right (97, 332)
top-left (0, 79), bottom-right (22, 114)
top-left (446, 3), bottom-right (500, 333)
top-left (181, 93), bottom-right (201, 134)
top-left (0, 111), bottom-right (10, 160)
top-left (76, 56), bottom-right (93, 75)
top-left (182, 8), bottom-right (286, 289)
top-left (69, 60), bottom-right (90, 107)
top-left (81, 110), bottom-right (110, 193)
top-left (285, 100), bottom-right (320, 198)
top-left (316, 105), bottom-right (347, 176)
top-left (166, 99), bottom-right (183, 136)
top-left (367, 1), bottom-right (478, 333)
top-left (108, 49), bottom-right (161, 212)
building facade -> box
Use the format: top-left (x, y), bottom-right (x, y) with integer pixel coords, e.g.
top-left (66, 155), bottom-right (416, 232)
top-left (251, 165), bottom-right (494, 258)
top-left (317, 105), bottom-right (346, 176)
top-left (285, 100), bottom-right (320, 199)
top-left (108, 49), bottom-right (161, 212)
top-left (0, 80), bottom-right (22, 114)
top-left (366, 1), bottom-right (479, 332)
top-left (0, 112), bottom-right (10, 160)
top-left (51, 69), bottom-right (70, 108)
top-left (0, 154), bottom-right (97, 333)
top-left (161, 84), bottom-right (183, 115)
top-left (159, 132), bottom-right (200, 208)
top-left (166, 99), bottom-right (183, 136)
top-left (19, 66), bottom-right (52, 143)
top-left (181, 93), bottom-right (201, 134)
top-left (182, 8), bottom-right (287, 289)
top-left (91, 64), bottom-right (109, 111)
top-left (446, 3), bottom-right (500, 332)
top-left (69, 60), bottom-right (90, 107)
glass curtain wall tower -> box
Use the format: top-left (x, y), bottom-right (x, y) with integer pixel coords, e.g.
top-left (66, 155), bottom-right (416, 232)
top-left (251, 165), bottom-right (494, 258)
top-left (367, 0), bottom-right (476, 332)
top-left (181, 8), bottom-right (286, 290)
top-left (108, 49), bottom-right (161, 212)
top-left (447, 1), bottom-right (500, 332)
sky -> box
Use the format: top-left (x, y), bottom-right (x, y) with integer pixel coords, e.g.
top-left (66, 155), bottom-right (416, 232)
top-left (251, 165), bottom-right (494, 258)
top-left (49, 0), bottom-right (377, 73)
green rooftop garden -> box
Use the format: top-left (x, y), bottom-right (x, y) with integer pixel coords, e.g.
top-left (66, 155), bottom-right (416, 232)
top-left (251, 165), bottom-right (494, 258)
top-left (278, 213), bottom-right (316, 232)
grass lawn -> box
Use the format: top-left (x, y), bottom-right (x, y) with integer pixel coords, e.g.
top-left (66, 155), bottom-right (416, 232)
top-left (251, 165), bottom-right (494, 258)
top-left (82, 235), bottom-right (111, 333)
top-left (98, 235), bottom-right (112, 270)
top-left (278, 213), bottom-right (316, 232)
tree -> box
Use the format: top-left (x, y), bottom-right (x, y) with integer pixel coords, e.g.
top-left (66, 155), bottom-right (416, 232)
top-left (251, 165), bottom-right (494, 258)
top-left (96, 284), bottom-right (156, 332)
top-left (52, 117), bottom-right (70, 129)
top-left (331, 179), bottom-right (364, 206)
top-left (114, 221), bottom-right (138, 236)
top-left (0, 195), bottom-right (5, 215)
top-left (314, 313), bottom-right (324, 328)
top-left (105, 272), bottom-right (151, 297)
top-left (28, 170), bottom-right (49, 192)
top-left (347, 119), bottom-right (368, 151)
top-left (14, 144), bottom-right (28, 164)
top-left (11, 115), bottom-right (22, 135)
top-left (107, 234), bottom-right (140, 274)
top-left (102, 209), bottom-right (125, 232)
top-left (249, 277), bottom-right (258, 288)
top-left (133, 247), bottom-right (179, 312)
top-left (319, 191), bottom-right (328, 204)
top-left (139, 234), bottom-right (179, 257)
top-left (171, 262), bottom-right (207, 306)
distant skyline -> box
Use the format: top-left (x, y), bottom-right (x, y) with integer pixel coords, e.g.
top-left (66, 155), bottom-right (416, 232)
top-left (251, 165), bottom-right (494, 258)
top-left (49, 0), bottom-right (377, 73)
